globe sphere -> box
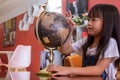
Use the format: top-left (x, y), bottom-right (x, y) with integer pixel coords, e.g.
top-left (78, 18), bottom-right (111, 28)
top-left (34, 11), bottom-right (70, 49)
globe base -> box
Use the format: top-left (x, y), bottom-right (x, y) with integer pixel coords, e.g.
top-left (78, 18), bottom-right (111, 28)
top-left (37, 67), bottom-right (51, 79)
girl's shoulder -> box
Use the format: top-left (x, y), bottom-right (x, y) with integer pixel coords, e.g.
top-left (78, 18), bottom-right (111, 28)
top-left (103, 37), bottom-right (119, 59)
top-left (107, 38), bottom-right (118, 48)
top-left (109, 38), bottom-right (117, 44)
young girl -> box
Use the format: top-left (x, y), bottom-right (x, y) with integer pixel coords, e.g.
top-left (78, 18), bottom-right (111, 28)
top-left (47, 4), bottom-right (120, 80)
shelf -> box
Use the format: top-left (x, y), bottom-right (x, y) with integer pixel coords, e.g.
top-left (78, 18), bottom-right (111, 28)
top-left (75, 24), bottom-right (87, 28)
top-left (73, 24), bottom-right (87, 41)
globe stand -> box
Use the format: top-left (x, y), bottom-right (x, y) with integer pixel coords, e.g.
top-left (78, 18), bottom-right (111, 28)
top-left (36, 48), bottom-right (55, 77)
top-left (35, 11), bottom-right (70, 78)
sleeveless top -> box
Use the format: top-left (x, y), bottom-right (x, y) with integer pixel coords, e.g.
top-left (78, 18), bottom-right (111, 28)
top-left (72, 38), bottom-right (119, 80)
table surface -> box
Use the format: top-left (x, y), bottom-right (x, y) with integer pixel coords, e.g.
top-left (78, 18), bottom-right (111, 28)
top-left (0, 70), bottom-right (103, 80)
top-left (0, 51), bottom-right (102, 80)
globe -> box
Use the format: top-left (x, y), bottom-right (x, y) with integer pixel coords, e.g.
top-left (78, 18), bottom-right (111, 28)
top-left (34, 11), bottom-right (70, 49)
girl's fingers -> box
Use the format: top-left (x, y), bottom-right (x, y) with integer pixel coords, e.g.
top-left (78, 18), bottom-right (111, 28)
top-left (66, 11), bottom-right (72, 19)
top-left (68, 11), bottom-right (72, 18)
top-left (66, 11), bottom-right (75, 28)
top-left (47, 65), bottom-right (58, 72)
top-left (52, 72), bottom-right (60, 76)
top-left (66, 11), bottom-right (69, 17)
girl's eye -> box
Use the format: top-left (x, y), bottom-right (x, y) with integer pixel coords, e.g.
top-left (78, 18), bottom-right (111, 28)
top-left (92, 18), bottom-right (97, 21)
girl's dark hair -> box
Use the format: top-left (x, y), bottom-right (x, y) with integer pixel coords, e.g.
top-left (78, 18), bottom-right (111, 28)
top-left (82, 4), bottom-right (120, 67)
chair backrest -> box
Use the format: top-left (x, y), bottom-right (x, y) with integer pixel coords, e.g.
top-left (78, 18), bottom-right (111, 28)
top-left (0, 58), bottom-right (3, 66)
top-left (8, 45), bottom-right (31, 69)
top-left (64, 54), bottom-right (82, 67)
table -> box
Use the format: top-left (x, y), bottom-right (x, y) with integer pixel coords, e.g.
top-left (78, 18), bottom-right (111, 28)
top-left (0, 70), bottom-right (102, 80)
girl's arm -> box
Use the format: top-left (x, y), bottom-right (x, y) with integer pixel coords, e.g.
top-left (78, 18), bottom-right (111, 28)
top-left (47, 58), bottom-right (112, 76)
top-left (59, 36), bottom-right (74, 54)
top-left (59, 11), bottom-right (75, 55)
top-left (69, 58), bottom-right (112, 76)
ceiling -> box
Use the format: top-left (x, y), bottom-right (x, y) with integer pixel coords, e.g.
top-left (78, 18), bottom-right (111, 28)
top-left (0, 0), bottom-right (47, 23)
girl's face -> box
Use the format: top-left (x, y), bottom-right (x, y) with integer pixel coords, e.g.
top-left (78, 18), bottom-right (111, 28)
top-left (87, 18), bottom-right (103, 37)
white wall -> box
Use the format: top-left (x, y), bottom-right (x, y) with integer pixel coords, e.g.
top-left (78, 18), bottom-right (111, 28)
top-left (0, 0), bottom-right (47, 23)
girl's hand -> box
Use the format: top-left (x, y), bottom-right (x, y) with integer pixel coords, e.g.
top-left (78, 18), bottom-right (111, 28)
top-left (66, 11), bottom-right (75, 32)
top-left (47, 65), bottom-right (71, 77)
top-left (57, 11), bottom-right (75, 54)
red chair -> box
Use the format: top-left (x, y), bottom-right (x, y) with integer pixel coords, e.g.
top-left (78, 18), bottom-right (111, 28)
top-left (0, 54), bottom-right (8, 78)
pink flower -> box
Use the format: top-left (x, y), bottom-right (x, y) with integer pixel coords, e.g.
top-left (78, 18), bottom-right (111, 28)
top-left (82, 12), bottom-right (88, 17)
top-left (82, 12), bottom-right (88, 20)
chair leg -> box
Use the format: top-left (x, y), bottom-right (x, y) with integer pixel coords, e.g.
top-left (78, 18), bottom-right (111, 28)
top-left (16, 68), bottom-right (26, 72)
top-left (10, 68), bottom-right (27, 72)
top-left (10, 68), bottom-right (16, 72)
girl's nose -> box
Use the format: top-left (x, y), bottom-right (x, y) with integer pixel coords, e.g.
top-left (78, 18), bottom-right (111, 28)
top-left (87, 20), bottom-right (92, 26)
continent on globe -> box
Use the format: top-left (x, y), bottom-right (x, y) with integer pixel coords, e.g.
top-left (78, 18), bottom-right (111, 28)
top-left (34, 11), bottom-right (71, 49)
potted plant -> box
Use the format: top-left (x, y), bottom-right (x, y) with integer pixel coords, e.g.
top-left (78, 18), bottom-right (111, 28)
top-left (72, 14), bottom-right (84, 25)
